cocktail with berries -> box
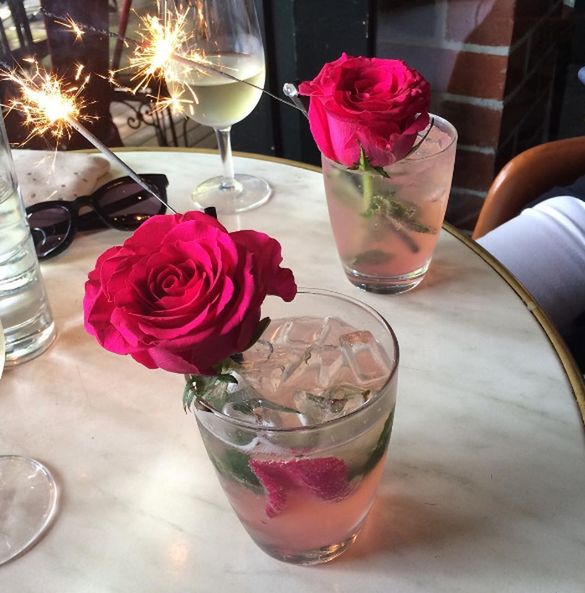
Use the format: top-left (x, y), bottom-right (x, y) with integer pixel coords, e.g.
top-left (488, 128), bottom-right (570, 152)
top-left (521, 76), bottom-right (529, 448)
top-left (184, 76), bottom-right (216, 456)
top-left (191, 289), bottom-right (398, 564)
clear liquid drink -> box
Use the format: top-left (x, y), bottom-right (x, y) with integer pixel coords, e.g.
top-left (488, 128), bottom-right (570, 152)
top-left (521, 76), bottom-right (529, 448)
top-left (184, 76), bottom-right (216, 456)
top-left (0, 117), bottom-right (55, 365)
top-left (192, 290), bottom-right (399, 565)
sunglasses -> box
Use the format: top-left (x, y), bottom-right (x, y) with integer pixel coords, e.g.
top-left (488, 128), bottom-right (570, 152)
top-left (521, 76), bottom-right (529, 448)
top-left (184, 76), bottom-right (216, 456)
top-left (26, 174), bottom-right (169, 260)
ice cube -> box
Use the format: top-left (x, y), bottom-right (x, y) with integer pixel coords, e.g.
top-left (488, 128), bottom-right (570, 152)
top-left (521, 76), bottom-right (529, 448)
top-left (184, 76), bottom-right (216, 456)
top-left (238, 339), bottom-right (273, 368)
top-left (318, 317), bottom-right (355, 347)
top-left (293, 385), bottom-right (372, 424)
top-left (222, 398), bottom-right (303, 429)
top-left (275, 343), bottom-right (347, 392)
top-left (280, 316), bottom-right (329, 346)
top-left (339, 330), bottom-right (391, 387)
top-left (240, 344), bottom-right (304, 396)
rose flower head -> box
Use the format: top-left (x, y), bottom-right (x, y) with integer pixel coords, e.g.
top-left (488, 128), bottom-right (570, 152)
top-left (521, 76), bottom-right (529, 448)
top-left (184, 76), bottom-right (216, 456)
top-left (83, 211), bottom-right (297, 375)
top-left (299, 53), bottom-right (431, 168)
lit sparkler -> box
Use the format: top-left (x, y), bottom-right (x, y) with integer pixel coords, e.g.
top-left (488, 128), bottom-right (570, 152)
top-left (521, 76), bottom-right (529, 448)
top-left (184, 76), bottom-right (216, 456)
top-left (40, 6), bottom-right (307, 115)
top-left (125, 7), bottom-right (305, 115)
top-left (55, 14), bottom-right (86, 41)
top-left (1, 61), bottom-right (176, 213)
top-left (2, 59), bottom-right (91, 142)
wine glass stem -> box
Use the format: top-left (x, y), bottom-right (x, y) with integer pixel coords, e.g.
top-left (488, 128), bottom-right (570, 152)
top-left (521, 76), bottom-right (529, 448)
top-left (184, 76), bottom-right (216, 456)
top-left (215, 127), bottom-right (237, 190)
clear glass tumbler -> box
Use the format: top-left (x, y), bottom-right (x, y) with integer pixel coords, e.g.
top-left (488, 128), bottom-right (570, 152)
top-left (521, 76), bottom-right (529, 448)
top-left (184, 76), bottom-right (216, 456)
top-left (0, 114), bottom-right (55, 366)
top-left (323, 114), bottom-right (457, 294)
top-left (191, 289), bottom-right (399, 565)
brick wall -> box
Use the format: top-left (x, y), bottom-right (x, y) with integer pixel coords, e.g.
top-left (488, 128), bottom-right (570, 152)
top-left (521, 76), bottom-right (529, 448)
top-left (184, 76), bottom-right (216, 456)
top-left (377, 0), bottom-right (567, 229)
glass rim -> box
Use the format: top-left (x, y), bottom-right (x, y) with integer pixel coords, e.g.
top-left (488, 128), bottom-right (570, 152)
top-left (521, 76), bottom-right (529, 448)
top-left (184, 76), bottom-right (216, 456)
top-left (194, 287), bottom-right (400, 433)
top-left (322, 112), bottom-right (458, 172)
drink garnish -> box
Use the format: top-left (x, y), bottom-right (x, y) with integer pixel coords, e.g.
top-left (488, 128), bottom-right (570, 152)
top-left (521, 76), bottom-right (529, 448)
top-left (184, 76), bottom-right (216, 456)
top-left (250, 457), bottom-right (350, 517)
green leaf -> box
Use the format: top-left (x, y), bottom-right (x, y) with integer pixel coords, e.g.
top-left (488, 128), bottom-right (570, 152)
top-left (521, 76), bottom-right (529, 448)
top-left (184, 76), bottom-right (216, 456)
top-left (209, 448), bottom-right (262, 492)
top-left (351, 250), bottom-right (393, 267)
top-left (349, 409), bottom-right (395, 480)
top-left (361, 193), bottom-right (434, 235)
top-left (216, 373), bottom-right (239, 385)
top-left (182, 372), bottom-right (238, 414)
top-left (183, 379), bottom-right (198, 413)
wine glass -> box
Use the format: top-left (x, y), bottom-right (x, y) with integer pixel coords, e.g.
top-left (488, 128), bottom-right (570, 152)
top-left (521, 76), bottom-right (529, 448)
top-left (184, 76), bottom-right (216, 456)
top-left (164, 0), bottom-right (271, 214)
top-left (0, 321), bottom-right (59, 565)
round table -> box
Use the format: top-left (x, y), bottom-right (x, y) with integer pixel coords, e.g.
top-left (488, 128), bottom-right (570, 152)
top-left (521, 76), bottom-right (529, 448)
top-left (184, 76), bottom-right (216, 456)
top-left (1, 149), bottom-right (583, 593)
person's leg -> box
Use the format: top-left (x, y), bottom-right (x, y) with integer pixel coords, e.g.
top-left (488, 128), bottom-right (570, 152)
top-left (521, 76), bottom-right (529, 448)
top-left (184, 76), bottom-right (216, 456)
top-left (477, 196), bottom-right (585, 337)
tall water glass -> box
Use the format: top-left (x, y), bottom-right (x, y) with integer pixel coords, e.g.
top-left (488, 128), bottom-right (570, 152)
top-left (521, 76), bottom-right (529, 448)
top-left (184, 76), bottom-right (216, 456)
top-left (0, 115), bottom-right (55, 366)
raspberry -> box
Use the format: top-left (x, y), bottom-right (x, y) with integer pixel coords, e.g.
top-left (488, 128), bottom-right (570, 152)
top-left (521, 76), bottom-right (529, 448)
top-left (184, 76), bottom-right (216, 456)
top-left (249, 457), bottom-right (349, 517)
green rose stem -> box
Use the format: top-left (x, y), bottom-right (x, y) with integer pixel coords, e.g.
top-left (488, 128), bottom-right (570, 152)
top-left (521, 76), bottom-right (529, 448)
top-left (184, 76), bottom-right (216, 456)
top-left (358, 148), bottom-right (375, 214)
top-left (357, 148), bottom-right (420, 257)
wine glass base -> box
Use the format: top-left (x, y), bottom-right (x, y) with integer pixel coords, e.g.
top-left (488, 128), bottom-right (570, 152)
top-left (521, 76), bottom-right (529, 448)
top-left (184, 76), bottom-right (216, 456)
top-left (191, 174), bottom-right (272, 214)
top-left (0, 456), bottom-right (59, 565)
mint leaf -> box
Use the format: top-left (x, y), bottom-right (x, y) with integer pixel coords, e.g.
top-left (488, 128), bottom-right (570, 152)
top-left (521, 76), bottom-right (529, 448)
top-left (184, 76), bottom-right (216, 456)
top-left (351, 250), bottom-right (393, 267)
top-left (209, 449), bottom-right (262, 492)
top-left (183, 380), bottom-right (198, 413)
top-left (361, 194), bottom-right (434, 235)
top-left (183, 372), bottom-right (238, 414)
top-left (349, 409), bottom-right (395, 480)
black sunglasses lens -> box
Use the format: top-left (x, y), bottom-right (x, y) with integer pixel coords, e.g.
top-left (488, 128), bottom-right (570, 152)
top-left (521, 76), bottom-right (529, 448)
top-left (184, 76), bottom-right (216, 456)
top-left (27, 205), bottom-right (72, 259)
top-left (97, 181), bottom-right (166, 228)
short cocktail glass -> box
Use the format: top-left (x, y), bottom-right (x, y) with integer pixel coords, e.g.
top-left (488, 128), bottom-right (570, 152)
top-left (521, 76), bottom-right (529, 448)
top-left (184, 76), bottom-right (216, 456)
top-left (191, 289), bottom-right (399, 565)
top-left (323, 115), bottom-right (457, 294)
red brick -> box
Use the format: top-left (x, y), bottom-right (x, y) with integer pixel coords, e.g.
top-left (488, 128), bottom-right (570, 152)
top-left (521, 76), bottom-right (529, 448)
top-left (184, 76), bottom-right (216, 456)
top-left (448, 51), bottom-right (508, 99)
top-left (446, 0), bottom-right (515, 46)
top-left (452, 149), bottom-right (497, 192)
top-left (438, 100), bottom-right (502, 149)
top-left (377, 42), bottom-right (508, 99)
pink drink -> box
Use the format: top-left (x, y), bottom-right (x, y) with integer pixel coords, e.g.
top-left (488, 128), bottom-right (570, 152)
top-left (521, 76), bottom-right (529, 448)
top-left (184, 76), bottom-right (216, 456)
top-left (192, 290), bottom-right (399, 564)
top-left (323, 115), bottom-right (457, 293)
top-left (222, 457), bottom-right (386, 555)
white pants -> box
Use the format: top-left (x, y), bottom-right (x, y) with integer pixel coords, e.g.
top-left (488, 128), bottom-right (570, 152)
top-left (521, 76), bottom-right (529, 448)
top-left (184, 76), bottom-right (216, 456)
top-left (477, 196), bottom-right (585, 337)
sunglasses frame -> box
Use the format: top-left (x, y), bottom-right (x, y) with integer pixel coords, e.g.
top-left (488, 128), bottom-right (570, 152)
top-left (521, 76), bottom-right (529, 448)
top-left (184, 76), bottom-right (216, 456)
top-left (26, 173), bottom-right (169, 260)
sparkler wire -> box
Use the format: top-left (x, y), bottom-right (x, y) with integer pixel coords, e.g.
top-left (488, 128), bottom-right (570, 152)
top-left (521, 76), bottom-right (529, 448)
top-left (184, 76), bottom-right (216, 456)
top-left (65, 116), bottom-right (178, 214)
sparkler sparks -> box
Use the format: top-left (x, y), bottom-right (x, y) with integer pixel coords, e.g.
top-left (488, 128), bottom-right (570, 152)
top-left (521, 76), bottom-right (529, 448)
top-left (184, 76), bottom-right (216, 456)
top-left (1, 60), bottom-right (92, 142)
top-left (55, 15), bottom-right (86, 41)
top-left (122, 8), bottom-right (209, 98)
top-left (1, 61), bottom-right (176, 213)
top-left (43, 7), bottom-right (305, 116)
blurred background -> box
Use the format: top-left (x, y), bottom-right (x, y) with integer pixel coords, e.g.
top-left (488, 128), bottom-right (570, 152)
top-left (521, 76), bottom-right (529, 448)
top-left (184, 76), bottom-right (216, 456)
top-left (0, 0), bottom-right (584, 230)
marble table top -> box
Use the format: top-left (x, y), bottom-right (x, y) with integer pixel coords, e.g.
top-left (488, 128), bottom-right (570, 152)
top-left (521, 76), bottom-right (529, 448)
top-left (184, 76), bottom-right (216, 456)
top-left (1, 149), bottom-right (584, 592)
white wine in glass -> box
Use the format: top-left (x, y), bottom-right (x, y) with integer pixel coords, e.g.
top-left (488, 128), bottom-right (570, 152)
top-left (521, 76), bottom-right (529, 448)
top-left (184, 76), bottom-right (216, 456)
top-left (164, 0), bottom-right (271, 214)
top-left (0, 322), bottom-right (59, 565)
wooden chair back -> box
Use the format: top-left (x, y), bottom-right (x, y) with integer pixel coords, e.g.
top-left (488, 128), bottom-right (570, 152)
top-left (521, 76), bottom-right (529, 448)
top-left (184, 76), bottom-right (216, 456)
top-left (472, 136), bottom-right (585, 239)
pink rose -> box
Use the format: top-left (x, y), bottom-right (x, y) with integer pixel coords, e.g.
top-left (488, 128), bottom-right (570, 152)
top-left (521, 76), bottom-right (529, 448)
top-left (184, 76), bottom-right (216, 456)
top-left (299, 53), bottom-right (431, 167)
top-left (83, 212), bottom-right (297, 375)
